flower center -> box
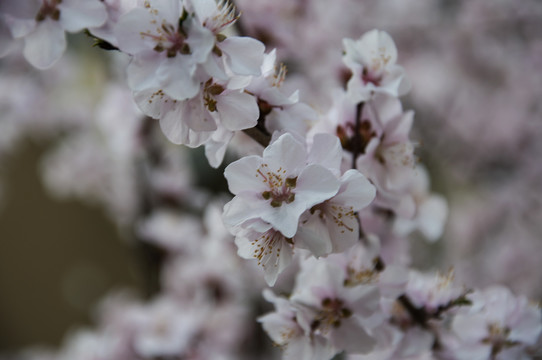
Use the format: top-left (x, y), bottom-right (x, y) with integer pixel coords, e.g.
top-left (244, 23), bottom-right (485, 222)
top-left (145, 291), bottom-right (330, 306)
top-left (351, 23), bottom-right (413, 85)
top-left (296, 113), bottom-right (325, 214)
top-left (251, 229), bottom-right (287, 266)
top-left (311, 297), bottom-right (352, 333)
top-left (203, 80), bottom-right (225, 112)
top-left (36, 0), bottom-right (62, 22)
top-left (362, 67), bottom-right (382, 86)
top-left (143, 18), bottom-right (191, 58)
top-left (257, 164), bottom-right (297, 208)
top-left (482, 323), bottom-right (521, 356)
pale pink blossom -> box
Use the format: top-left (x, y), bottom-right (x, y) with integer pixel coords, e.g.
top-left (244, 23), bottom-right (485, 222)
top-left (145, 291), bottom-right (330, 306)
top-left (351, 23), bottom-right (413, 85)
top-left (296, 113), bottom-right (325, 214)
top-left (3, 0), bottom-right (107, 69)
top-left (295, 169), bottom-right (376, 256)
top-left (342, 29), bottom-right (410, 103)
top-left (447, 286), bottom-right (542, 360)
top-left (223, 133), bottom-right (341, 238)
top-left (290, 258), bottom-right (379, 354)
top-left (259, 289), bottom-right (337, 360)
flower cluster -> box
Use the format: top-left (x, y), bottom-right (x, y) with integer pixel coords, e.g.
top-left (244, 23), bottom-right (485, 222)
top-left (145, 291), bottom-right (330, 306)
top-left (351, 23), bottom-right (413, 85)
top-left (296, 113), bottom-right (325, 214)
top-left (1, 1), bottom-right (541, 360)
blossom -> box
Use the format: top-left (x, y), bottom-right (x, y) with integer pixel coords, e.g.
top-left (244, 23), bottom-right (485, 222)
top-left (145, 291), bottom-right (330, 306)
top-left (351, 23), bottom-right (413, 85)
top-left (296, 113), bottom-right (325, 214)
top-left (295, 169), bottom-right (376, 256)
top-left (233, 221), bottom-right (294, 286)
top-left (343, 29), bottom-right (410, 103)
top-left (188, 0), bottom-right (265, 80)
top-left (447, 286), bottom-right (542, 360)
top-left (355, 94), bottom-right (417, 217)
top-left (223, 132), bottom-right (341, 238)
top-left (393, 166), bottom-right (448, 242)
top-left (290, 258), bottom-right (379, 354)
top-left (157, 78), bottom-right (259, 146)
top-left (405, 270), bottom-right (465, 314)
top-left (2, 0), bottom-right (107, 69)
top-left (114, 0), bottom-right (214, 101)
top-left (259, 289), bottom-right (338, 360)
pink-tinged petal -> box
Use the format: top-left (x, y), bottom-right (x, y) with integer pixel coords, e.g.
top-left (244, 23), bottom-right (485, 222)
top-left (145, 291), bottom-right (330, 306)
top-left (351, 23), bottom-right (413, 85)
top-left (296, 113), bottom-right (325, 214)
top-left (185, 20), bottom-right (214, 63)
top-left (261, 201), bottom-right (306, 238)
top-left (368, 93), bottom-right (403, 129)
top-left (379, 265), bottom-right (408, 298)
top-left (4, 15), bottom-right (35, 38)
top-left (307, 133), bottom-right (342, 175)
top-left (379, 66), bottom-right (408, 98)
top-left (189, 0), bottom-right (216, 23)
top-left (220, 36), bottom-right (265, 76)
top-left (263, 133), bottom-right (306, 175)
top-left (295, 165), bottom-right (340, 207)
top-left (224, 155), bottom-right (267, 194)
top-left (204, 127), bottom-right (233, 168)
top-left (325, 204), bottom-right (358, 253)
top-left (261, 233), bottom-right (293, 286)
top-left (157, 56), bottom-right (199, 101)
top-left (329, 318), bottom-right (374, 354)
top-left (126, 52), bottom-right (163, 92)
top-left (58, 0), bottom-right (107, 32)
top-left (258, 311), bottom-right (300, 346)
top-left (334, 170), bottom-right (376, 209)
top-left (266, 102), bottom-right (316, 138)
top-left (284, 336), bottom-right (337, 360)
top-left (508, 304), bottom-right (542, 344)
top-left (216, 90), bottom-right (258, 131)
top-left (159, 103), bottom-right (213, 146)
top-left (114, 8), bottom-right (156, 54)
top-left (452, 314), bottom-right (489, 342)
top-left (452, 344), bottom-right (492, 360)
top-left (202, 54), bottom-right (228, 81)
top-left (179, 96), bottom-right (217, 132)
top-left (417, 194), bottom-right (448, 242)
top-left (346, 68), bottom-right (371, 103)
top-left (0, 17), bottom-right (16, 57)
top-left (295, 212), bottom-right (333, 257)
top-left (148, 0), bottom-right (181, 25)
top-left (375, 30), bottom-right (398, 65)
top-left (223, 195), bottom-right (273, 228)
top-left (133, 87), bottom-right (176, 119)
top-left (23, 19), bottom-right (65, 69)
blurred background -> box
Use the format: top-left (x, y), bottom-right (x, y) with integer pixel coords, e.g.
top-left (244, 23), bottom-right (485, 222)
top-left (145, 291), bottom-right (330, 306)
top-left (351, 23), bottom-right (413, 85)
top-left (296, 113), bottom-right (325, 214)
top-left (1, 0), bottom-right (542, 355)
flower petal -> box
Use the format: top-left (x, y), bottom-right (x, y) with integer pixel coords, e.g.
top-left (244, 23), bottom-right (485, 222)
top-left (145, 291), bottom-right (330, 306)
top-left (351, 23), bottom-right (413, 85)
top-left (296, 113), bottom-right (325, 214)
top-left (216, 90), bottom-right (258, 131)
top-left (220, 36), bottom-right (265, 76)
top-left (23, 19), bottom-right (65, 69)
top-left (59, 0), bottom-right (107, 33)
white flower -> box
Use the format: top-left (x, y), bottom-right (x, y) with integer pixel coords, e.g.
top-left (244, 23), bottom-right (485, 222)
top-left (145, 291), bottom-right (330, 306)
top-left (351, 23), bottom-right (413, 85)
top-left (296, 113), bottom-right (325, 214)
top-left (296, 169), bottom-right (376, 257)
top-left (259, 289), bottom-right (338, 360)
top-left (405, 270), bottom-right (465, 314)
top-left (448, 286), bottom-right (542, 360)
top-left (356, 94), bottom-right (417, 217)
top-left (188, 0), bottom-right (265, 79)
top-left (157, 78), bottom-right (259, 146)
top-left (343, 29), bottom-right (410, 103)
top-left (133, 297), bottom-right (205, 358)
top-left (3, 0), bottom-right (107, 69)
top-left (223, 133), bottom-right (341, 238)
top-left (233, 221), bottom-right (293, 286)
top-left (114, 0), bottom-right (214, 100)
top-left (290, 258), bottom-right (379, 354)
top-left (393, 166), bottom-right (448, 242)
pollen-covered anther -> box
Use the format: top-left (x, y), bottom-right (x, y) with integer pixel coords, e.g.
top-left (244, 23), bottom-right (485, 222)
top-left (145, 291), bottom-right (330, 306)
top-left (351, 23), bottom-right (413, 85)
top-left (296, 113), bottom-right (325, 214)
top-left (36, 0), bottom-right (62, 22)
top-left (314, 297), bottom-right (352, 332)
